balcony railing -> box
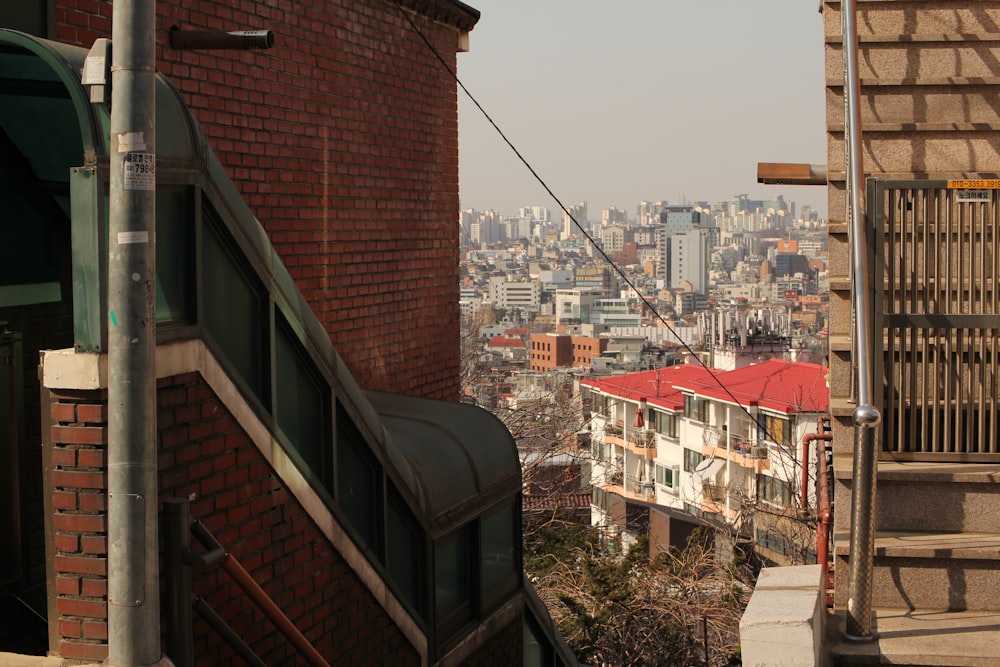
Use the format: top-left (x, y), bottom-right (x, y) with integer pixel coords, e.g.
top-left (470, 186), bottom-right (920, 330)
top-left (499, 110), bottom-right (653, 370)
top-left (629, 430), bottom-right (655, 449)
top-left (702, 482), bottom-right (727, 504)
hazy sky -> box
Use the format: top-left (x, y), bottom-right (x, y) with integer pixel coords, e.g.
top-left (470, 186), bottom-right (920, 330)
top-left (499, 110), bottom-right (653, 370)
top-left (457, 1), bottom-right (829, 220)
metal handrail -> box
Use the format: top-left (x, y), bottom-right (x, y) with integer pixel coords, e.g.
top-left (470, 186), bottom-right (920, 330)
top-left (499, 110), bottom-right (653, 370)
top-left (164, 498), bottom-right (330, 667)
top-left (842, 0), bottom-right (881, 642)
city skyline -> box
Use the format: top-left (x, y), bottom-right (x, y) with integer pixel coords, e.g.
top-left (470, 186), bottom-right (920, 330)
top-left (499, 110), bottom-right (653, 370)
top-left (458, 1), bottom-right (829, 219)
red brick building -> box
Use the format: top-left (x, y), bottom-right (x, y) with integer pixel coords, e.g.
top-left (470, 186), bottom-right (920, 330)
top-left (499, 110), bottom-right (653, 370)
top-left (0, 2), bottom-right (573, 665)
top-left (529, 333), bottom-right (609, 372)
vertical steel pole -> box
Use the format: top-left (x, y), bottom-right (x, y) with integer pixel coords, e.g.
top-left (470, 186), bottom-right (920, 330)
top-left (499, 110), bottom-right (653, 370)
top-left (108, 0), bottom-right (161, 664)
top-left (164, 500), bottom-right (194, 667)
top-left (842, 0), bottom-right (881, 641)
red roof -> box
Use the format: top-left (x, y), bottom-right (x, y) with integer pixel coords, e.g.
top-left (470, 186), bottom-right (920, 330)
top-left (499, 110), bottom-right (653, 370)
top-left (581, 364), bottom-right (714, 411)
top-left (684, 359), bottom-right (828, 414)
top-left (504, 328), bottom-right (529, 336)
top-left (489, 335), bottom-right (525, 348)
top-left (582, 359), bottom-right (828, 414)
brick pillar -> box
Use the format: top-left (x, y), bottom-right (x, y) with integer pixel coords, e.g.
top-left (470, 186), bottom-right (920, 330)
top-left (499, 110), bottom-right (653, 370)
top-left (48, 389), bottom-right (110, 663)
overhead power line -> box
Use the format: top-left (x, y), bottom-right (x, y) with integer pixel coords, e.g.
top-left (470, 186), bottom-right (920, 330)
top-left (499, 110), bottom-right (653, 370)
top-left (390, 1), bottom-right (801, 444)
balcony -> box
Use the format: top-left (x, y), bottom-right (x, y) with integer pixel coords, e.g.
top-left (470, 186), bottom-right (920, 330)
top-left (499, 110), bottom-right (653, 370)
top-left (702, 482), bottom-right (727, 504)
top-left (624, 474), bottom-right (656, 501)
top-left (626, 430), bottom-right (657, 460)
top-left (702, 429), bottom-right (771, 472)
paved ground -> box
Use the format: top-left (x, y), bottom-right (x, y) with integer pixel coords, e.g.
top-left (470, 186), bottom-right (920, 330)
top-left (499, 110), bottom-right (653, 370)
top-left (0, 593), bottom-right (47, 656)
top-left (0, 654), bottom-right (66, 667)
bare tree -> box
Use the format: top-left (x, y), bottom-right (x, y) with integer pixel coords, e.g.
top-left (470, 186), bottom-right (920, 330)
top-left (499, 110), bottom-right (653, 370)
top-left (527, 522), bottom-right (747, 666)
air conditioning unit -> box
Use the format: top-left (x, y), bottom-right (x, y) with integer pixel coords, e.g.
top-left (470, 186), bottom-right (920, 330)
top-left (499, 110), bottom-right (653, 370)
top-left (750, 445), bottom-right (769, 459)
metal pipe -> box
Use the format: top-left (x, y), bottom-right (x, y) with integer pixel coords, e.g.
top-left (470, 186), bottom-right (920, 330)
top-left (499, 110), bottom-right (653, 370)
top-left (816, 435), bottom-right (833, 605)
top-left (107, 0), bottom-right (161, 664)
top-left (189, 519), bottom-right (228, 569)
top-left (800, 432), bottom-right (833, 514)
top-left (192, 598), bottom-right (269, 667)
top-left (842, 0), bottom-right (882, 642)
top-left (168, 26), bottom-right (274, 50)
top-left (220, 554), bottom-right (330, 667)
top-left (164, 500), bottom-right (194, 667)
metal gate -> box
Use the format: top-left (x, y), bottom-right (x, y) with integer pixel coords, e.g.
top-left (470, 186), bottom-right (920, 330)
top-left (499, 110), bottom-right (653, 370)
top-left (870, 178), bottom-right (1000, 461)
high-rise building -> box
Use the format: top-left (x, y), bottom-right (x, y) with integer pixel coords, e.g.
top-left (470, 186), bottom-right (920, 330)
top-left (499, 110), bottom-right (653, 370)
top-left (562, 201), bottom-right (588, 239)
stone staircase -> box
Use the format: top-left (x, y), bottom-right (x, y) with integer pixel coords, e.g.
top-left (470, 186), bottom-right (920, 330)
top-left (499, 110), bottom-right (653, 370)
top-left (824, 2), bottom-right (1000, 665)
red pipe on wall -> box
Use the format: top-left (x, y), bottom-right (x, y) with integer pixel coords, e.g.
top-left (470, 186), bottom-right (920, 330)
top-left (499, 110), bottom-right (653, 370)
top-left (800, 432), bottom-right (833, 514)
top-left (815, 434), bottom-right (834, 604)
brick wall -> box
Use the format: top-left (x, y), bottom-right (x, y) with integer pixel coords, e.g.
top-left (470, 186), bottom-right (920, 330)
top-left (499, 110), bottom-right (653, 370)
top-left (48, 388), bottom-right (110, 663)
top-left (52, 0), bottom-right (467, 400)
top-left (460, 615), bottom-right (522, 667)
top-left (48, 373), bottom-right (421, 665)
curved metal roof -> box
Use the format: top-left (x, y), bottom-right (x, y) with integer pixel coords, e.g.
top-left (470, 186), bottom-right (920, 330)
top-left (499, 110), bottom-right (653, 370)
top-left (0, 29), bottom-right (203, 180)
top-left (366, 390), bottom-right (520, 536)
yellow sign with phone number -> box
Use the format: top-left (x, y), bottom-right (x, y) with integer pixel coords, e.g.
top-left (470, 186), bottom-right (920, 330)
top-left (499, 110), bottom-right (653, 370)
top-left (948, 180), bottom-right (1000, 189)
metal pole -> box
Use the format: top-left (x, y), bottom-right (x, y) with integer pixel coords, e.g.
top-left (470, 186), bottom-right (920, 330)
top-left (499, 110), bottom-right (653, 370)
top-left (164, 500), bottom-right (193, 667)
top-left (842, 0), bottom-right (881, 641)
top-left (107, 0), bottom-right (161, 664)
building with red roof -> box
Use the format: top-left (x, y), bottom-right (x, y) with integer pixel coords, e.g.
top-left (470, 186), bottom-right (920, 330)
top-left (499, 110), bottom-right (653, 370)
top-left (581, 359), bottom-right (829, 565)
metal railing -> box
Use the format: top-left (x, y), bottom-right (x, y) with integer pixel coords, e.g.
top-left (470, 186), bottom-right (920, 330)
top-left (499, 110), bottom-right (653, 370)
top-left (164, 498), bottom-right (329, 667)
top-left (842, 0), bottom-right (881, 641)
top-left (873, 181), bottom-right (1000, 460)
top-left (702, 482), bottom-right (728, 504)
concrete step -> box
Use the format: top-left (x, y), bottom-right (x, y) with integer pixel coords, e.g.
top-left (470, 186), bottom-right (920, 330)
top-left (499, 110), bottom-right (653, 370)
top-left (834, 530), bottom-right (1000, 611)
top-left (833, 458), bottom-right (1000, 533)
top-left (828, 607), bottom-right (1000, 667)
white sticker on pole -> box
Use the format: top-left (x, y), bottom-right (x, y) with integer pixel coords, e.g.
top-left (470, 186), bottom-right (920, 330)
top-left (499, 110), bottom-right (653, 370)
top-left (117, 231), bottom-right (149, 245)
top-left (123, 152), bottom-right (155, 191)
top-left (117, 131), bottom-right (146, 152)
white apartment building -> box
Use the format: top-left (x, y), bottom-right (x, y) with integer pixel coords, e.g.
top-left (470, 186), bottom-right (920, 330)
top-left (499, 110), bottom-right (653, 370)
top-left (661, 228), bottom-right (709, 293)
top-left (591, 298), bottom-right (641, 328)
top-left (582, 359), bottom-right (829, 562)
top-left (554, 287), bottom-right (601, 325)
top-left (561, 201), bottom-right (588, 239)
top-left (488, 276), bottom-right (541, 313)
top-left (600, 225), bottom-right (625, 254)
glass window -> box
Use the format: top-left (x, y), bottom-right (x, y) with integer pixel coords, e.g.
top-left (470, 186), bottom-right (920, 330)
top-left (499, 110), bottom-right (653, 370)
top-left (761, 414), bottom-right (792, 447)
top-left (654, 463), bottom-right (678, 489)
top-left (336, 404), bottom-right (382, 556)
top-left (684, 394), bottom-right (708, 422)
top-left (653, 409), bottom-right (677, 438)
top-left (523, 613), bottom-right (553, 667)
top-left (275, 313), bottom-right (329, 486)
top-left (592, 486), bottom-right (608, 511)
top-left (202, 210), bottom-right (267, 404)
top-left (760, 474), bottom-right (792, 507)
top-left (683, 448), bottom-right (704, 473)
top-left (387, 485), bottom-right (426, 619)
top-left (435, 525), bottom-right (474, 638)
top-left (481, 503), bottom-right (519, 610)
top-left (155, 188), bottom-right (194, 324)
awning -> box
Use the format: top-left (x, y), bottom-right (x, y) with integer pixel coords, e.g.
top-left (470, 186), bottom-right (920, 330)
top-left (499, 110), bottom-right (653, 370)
top-left (695, 457), bottom-right (725, 483)
top-left (365, 390), bottom-right (521, 538)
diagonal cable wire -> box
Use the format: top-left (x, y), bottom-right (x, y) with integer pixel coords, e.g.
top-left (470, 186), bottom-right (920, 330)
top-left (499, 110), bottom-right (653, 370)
top-left (390, 1), bottom-right (788, 444)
